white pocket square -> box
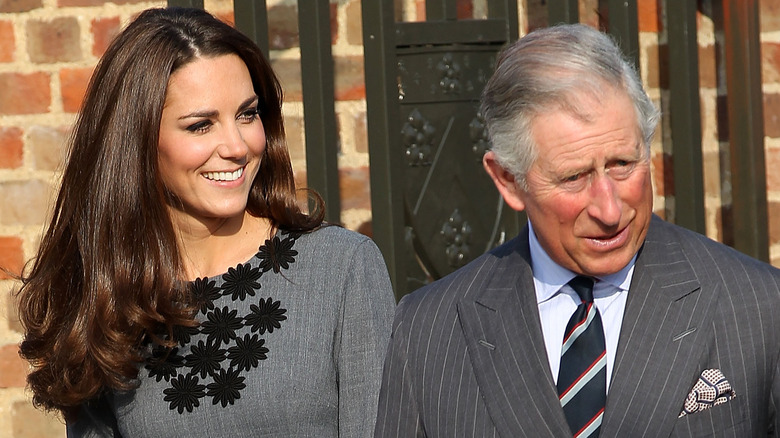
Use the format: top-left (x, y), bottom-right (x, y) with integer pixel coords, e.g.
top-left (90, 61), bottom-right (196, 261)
top-left (678, 369), bottom-right (736, 418)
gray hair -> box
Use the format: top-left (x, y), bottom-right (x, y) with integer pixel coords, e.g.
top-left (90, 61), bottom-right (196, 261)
top-left (480, 23), bottom-right (660, 189)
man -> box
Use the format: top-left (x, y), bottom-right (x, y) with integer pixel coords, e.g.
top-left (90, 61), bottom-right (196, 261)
top-left (375, 24), bottom-right (780, 437)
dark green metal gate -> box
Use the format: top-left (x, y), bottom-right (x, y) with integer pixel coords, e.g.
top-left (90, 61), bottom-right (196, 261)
top-left (362, 0), bottom-right (523, 299)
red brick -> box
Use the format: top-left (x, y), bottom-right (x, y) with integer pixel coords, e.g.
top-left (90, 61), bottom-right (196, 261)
top-left (339, 166), bottom-right (371, 210)
top-left (415, 0), bottom-right (425, 21)
top-left (334, 55), bottom-right (365, 101)
top-left (762, 42), bottom-right (780, 84)
top-left (0, 180), bottom-right (54, 226)
top-left (699, 44), bottom-right (717, 89)
top-left (353, 110), bottom-right (368, 153)
top-left (12, 400), bottom-right (66, 438)
top-left (764, 93), bottom-right (780, 139)
top-left (268, 4), bottom-right (299, 50)
top-left (26, 17), bottom-right (82, 64)
top-left (27, 125), bottom-right (69, 171)
top-left (330, 3), bottom-right (338, 45)
top-left (91, 16), bottom-right (120, 57)
top-left (457, 0), bottom-right (473, 19)
top-left (651, 151), bottom-right (674, 197)
top-left (637, 0), bottom-right (661, 33)
top-left (285, 114), bottom-right (305, 162)
top-left (0, 344), bottom-right (27, 388)
top-left (271, 58), bottom-right (302, 101)
top-left (766, 147), bottom-right (780, 191)
top-left (293, 169), bottom-right (308, 196)
top-left (0, 0), bottom-right (42, 13)
top-left (760, 0), bottom-right (780, 33)
top-left (0, 72), bottom-right (51, 115)
top-left (769, 201), bottom-right (780, 246)
top-left (60, 67), bottom-right (94, 113)
top-left (355, 220), bottom-right (373, 238)
top-left (345, 0), bottom-right (362, 46)
top-left (58, 0), bottom-right (145, 5)
top-left (644, 42), bottom-right (667, 89)
top-left (526, 0), bottom-right (546, 32)
top-left (0, 20), bottom-right (14, 63)
top-left (215, 10), bottom-right (235, 26)
top-left (0, 126), bottom-right (23, 169)
top-left (0, 236), bottom-right (24, 280)
top-left (702, 149), bottom-right (722, 201)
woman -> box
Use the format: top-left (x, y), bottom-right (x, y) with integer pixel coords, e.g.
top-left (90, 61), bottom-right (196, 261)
top-left (16, 7), bottom-right (395, 437)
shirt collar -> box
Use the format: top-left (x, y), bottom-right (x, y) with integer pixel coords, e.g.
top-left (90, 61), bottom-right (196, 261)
top-left (527, 221), bottom-right (637, 304)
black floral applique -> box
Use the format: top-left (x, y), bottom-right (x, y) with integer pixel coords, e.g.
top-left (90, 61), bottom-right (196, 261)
top-left (257, 236), bottom-right (298, 273)
top-left (190, 277), bottom-right (222, 314)
top-left (185, 340), bottom-right (226, 378)
top-left (227, 333), bottom-right (269, 371)
top-left (281, 229), bottom-right (305, 240)
top-left (170, 324), bottom-right (201, 347)
top-left (221, 263), bottom-right (262, 301)
top-left (164, 374), bottom-right (206, 414)
top-left (153, 232), bottom-right (297, 414)
top-left (206, 368), bottom-right (247, 407)
top-left (200, 306), bottom-right (244, 345)
top-left (245, 297), bottom-right (288, 334)
top-left (146, 346), bottom-right (185, 382)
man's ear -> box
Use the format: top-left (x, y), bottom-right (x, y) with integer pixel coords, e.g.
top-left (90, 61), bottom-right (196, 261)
top-left (483, 151), bottom-right (527, 211)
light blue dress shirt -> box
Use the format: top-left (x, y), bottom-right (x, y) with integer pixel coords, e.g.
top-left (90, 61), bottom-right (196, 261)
top-left (528, 221), bottom-right (635, 392)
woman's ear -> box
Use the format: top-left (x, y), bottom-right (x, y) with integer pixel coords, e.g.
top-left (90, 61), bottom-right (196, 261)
top-left (482, 151), bottom-right (527, 212)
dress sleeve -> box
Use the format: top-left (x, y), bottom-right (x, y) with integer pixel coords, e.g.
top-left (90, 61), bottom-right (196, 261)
top-left (373, 294), bottom-right (425, 437)
top-left (66, 393), bottom-right (123, 438)
top-left (334, 237), bottom-right (396, 438)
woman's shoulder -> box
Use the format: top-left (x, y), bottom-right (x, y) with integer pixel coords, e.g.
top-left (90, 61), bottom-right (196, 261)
top-left (285, 224), bottom-right (373, 249)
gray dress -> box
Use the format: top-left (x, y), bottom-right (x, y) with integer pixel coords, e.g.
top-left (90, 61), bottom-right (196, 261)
top-left (68, 226), bottom-right (396, 438)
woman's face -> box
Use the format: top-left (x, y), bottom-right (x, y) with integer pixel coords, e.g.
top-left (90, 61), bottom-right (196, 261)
top-left (158, 54), bottom-right (265, 229)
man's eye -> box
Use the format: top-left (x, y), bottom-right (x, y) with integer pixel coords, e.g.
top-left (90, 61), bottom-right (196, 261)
top-left (563, 173), bottom-right (583, 183)
top-left (607, 160), bottom-right (636, 179)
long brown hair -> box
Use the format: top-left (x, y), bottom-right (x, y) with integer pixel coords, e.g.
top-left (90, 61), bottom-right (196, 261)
top-left (16, 7), bottom-right (324, 416)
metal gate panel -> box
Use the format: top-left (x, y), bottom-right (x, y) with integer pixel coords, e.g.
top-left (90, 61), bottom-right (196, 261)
top-left (363, 1), bottom-right (521, 299)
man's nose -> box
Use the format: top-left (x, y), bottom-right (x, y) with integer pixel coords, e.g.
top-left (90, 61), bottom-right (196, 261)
top-left (587, 173), bottom-right (622, 226)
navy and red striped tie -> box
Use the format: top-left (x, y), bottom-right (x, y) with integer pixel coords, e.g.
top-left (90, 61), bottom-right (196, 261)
top-left (557, 276), bottom-right (606, 438)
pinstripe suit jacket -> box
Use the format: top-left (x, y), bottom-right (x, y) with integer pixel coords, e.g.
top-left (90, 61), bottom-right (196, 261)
top-left (375, 215), bottom-right (780, 437)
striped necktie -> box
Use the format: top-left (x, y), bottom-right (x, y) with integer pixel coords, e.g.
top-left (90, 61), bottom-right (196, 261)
top-left (557, 276), bottom-right (606, 438)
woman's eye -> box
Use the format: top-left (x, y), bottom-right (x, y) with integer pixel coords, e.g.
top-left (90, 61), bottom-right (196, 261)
top-left (185, 120), bottom-right (211, 133)
top-left (238, 108), bottom-right (259, 122)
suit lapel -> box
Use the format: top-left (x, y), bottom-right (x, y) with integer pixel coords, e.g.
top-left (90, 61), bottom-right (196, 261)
top-left (457, 229), bottom-right (571, 437)
top-left (601, 216), bottom-right (718, 436)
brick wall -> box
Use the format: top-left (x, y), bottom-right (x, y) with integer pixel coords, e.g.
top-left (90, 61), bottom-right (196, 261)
top-left (0, 0), bottom-right (778, 436)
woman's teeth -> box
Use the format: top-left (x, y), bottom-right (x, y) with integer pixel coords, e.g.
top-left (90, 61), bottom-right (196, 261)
top-left (203, 167), bottom-right (243, 182)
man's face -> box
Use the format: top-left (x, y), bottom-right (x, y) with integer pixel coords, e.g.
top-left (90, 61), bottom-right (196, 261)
top-left (484, 89), bottom-right (653, 277)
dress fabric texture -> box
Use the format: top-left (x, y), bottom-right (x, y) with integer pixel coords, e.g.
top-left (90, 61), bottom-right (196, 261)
top-left (67, 226), bottom-right (396, 438)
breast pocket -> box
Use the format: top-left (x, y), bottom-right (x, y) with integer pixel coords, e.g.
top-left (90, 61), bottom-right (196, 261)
top-left (670, 398), bottom-right (746, 438)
